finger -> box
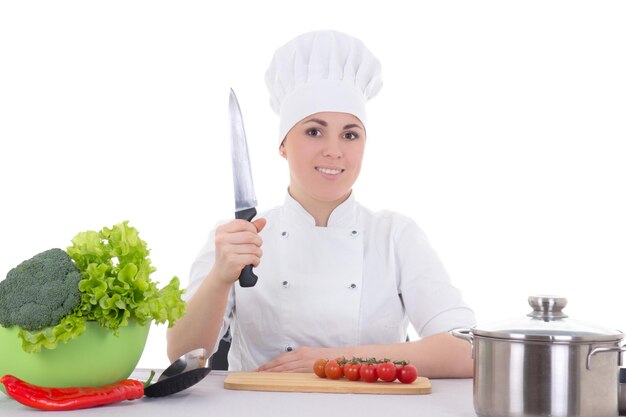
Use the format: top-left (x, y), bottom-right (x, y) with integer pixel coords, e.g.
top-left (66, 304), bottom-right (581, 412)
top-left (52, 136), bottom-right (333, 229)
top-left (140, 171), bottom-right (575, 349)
top-left (257, 349), bottom-right (311, 372)
top-left (256, 353), bottom-right (294, 372)
top-left (224, 251), bottom-right (263, 269)
top-left (220, 231), bottom-right (263, 246)
top-left (215, 231), bottom-right (263, 247)
top-left (223, 243), bottom-right (262, 258)
top-left (258, 361), bottom-right (311, 373)
top-left (253, 217), bottom-right (267, 233)
top-left (217, 219), bottom-right (261, 234)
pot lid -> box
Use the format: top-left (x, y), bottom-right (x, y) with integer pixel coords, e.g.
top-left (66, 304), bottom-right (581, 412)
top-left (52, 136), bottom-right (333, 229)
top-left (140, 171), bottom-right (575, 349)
top-left (472, 295), bottom-right (624, 342)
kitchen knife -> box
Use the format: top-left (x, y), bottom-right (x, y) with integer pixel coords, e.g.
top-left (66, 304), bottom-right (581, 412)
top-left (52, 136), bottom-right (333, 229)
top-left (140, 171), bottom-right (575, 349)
top-left (228, 88), bottom-right (258, 287)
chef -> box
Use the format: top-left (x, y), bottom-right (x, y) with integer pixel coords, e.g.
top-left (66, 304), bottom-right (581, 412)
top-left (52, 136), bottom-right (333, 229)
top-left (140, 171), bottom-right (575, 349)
top-left (167, 30), bottom-right (476, 378)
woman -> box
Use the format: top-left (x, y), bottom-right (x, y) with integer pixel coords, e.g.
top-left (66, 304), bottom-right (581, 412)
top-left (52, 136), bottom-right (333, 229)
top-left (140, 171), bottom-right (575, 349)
top-left (167, 30), bottom-right (475, 378)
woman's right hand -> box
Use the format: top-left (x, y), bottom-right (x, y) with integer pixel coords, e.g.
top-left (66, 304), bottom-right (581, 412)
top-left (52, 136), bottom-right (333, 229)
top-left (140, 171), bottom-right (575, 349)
top-left (210, 217), bottom-right (267, 286)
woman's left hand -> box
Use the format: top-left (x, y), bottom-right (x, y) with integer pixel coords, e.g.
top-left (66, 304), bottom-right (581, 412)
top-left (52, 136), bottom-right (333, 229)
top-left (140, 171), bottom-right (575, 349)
top-left (256, 347), bottom-right (345, 372)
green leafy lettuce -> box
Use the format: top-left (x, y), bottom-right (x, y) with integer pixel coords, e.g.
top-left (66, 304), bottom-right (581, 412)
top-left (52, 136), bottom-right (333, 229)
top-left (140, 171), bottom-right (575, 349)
top-left (19, 221), bottom-right (185, 352)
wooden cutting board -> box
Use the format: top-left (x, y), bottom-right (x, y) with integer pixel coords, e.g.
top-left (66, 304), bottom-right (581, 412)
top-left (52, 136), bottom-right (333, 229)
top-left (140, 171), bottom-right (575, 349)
top-left (224, 372), bottom-right (432, 395)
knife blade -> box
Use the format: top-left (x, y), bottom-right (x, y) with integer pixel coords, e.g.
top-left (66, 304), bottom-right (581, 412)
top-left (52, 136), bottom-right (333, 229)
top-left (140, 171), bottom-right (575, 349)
top-left (228, 88), bottom-right (258, 287)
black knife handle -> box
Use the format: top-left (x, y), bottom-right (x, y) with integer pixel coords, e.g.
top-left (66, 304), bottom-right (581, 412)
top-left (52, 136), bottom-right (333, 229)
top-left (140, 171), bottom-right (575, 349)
top-left (235, 207), bottom-right (257, 222)
top-left (238, 265), bottom-right (258, 288)
top-left (235, 207), bottom-right (258, 287)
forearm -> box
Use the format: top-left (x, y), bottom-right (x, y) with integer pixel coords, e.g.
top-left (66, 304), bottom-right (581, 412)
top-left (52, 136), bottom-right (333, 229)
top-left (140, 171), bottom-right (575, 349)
top-left (338, 333), bottom-right (473, 379)
top-left (166, 270), bottom-right (231, 362)
top-left (166, 217), bottom-right (266, 362)
top-left (257, 332), bottom-right (474, 378)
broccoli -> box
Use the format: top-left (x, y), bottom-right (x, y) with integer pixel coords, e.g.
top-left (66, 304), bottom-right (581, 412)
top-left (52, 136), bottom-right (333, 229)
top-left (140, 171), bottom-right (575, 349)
top-left (0, 248), bottom-right (83, 331)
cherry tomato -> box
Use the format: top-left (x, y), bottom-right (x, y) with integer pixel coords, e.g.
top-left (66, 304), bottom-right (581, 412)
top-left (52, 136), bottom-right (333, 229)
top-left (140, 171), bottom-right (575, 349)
top-left (313, 358), bottom-right (328, 378)
top-left (395, 362), bottom-right (407, 380)
top-left (377, 361), bottom-right (397, 382)
top-left (397, 364), bottom-right (418, 384)
top-left (324, 359), bottom-right (343, 380)
top-left (343, 361), bottom-right (361, 381)
top-left (359, 363), bottom-right (378, 383)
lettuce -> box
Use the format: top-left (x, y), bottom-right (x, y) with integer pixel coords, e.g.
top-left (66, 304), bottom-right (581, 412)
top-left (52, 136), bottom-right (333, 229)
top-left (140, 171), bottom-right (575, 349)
top-left (19, 315), bottom-right (86, 353)
top-left (19, 221), bottom-right (186, 353)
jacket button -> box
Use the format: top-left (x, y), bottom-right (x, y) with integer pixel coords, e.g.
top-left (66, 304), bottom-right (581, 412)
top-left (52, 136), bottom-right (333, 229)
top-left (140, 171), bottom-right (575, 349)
top-left (281, 231), bottom-right (289, 238)
top-left (285, 346), bottom-right (293, 352)
top-left (350, 230), bottom-right (359, 237)
top-left (282, 280), bottom-right (289, 288)
top-left (349, 283), bottom-right (357, 289)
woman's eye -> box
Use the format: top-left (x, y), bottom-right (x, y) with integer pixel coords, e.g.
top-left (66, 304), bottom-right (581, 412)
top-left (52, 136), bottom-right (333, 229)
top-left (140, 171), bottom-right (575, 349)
top-left (343, 131), bottom-right (359, 140)
top-left (306, 128), bottom-right (321, 137)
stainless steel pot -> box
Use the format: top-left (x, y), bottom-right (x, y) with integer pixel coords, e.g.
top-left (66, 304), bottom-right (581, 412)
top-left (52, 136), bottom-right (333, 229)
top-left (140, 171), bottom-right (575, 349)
top-left (452, 295), bottom-right (626, 417)
top-left (618, 368), bottom-right (626, 416)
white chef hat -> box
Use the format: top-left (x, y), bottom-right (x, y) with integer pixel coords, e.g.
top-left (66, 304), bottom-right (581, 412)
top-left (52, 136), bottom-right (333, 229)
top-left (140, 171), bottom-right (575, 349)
top-left (265, 30), bottom-right (383, 144)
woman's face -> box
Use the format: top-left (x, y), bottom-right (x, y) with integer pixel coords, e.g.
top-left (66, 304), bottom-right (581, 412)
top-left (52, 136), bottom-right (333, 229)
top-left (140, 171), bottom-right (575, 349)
top-left (280, 112), bottom-right (366, 208)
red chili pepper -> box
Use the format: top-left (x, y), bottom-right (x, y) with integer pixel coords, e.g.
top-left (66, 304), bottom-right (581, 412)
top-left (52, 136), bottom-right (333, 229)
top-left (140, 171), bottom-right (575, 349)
top-left (0, 372), bottom-right (154, 411)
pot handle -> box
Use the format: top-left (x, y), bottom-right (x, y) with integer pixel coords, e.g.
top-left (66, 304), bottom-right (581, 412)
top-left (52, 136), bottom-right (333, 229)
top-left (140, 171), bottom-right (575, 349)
top-left (450, 328), bottom-right (474, 358)
top-left (586, 345), bottom-right (626, 370)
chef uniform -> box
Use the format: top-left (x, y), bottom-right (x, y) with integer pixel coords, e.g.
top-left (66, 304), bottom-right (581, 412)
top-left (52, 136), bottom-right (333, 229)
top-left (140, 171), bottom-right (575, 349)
top-left (185, 30), bottom-right (476, 371)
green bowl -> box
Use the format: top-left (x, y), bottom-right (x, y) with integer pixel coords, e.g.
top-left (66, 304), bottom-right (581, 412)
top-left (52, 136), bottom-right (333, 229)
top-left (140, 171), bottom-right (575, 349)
top-left (0, 321), bottom-right (150, 394)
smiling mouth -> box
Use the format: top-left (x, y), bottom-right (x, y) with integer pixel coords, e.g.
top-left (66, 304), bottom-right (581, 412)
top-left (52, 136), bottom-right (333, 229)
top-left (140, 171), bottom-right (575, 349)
top-left (316, 167), bottom-right (344, 175)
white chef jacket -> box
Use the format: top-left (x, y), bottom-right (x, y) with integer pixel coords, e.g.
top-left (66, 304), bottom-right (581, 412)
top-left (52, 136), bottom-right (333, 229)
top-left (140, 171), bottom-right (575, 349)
top-left (185, 193), bottom-right (476, 371)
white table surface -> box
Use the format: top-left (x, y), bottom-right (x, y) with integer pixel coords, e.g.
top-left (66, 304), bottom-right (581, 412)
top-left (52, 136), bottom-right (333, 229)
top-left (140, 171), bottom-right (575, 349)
top-left (0, 369), bottom-right (476, 416)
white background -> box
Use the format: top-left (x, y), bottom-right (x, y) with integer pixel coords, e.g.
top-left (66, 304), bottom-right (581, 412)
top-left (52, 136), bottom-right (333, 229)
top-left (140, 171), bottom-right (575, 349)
top-left (1, 1), bottom-right (624, 369)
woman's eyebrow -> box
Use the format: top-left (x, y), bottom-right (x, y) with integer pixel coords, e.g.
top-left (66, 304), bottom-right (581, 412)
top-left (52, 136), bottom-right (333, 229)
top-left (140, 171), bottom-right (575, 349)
top-left (302, 119), bottom-right (363, 130)
top-left (302, 118), bottom-right (328, 126)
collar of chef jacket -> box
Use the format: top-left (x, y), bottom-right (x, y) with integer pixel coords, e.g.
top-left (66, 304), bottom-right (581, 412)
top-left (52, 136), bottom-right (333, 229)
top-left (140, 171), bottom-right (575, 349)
top-left (282, 190), bottom-right (358, 228)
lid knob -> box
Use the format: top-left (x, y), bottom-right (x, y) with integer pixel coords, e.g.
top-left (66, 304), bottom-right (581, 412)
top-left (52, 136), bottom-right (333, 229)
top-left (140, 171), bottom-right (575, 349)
top-left (527, 295), bottom-right (569, 320)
